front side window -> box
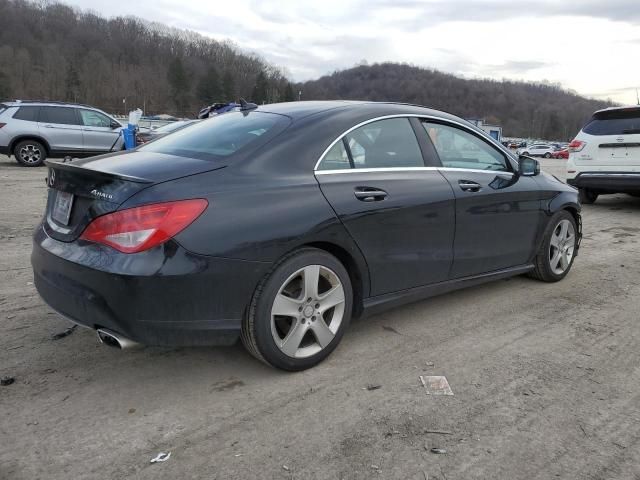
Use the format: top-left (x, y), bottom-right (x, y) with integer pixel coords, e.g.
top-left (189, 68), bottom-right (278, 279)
top-left (80, 109), bottom-right (112, 128)
top-left (39, 106), bottom-right (81, 125)
top-left (423, 122), bottom-right (508, 172)
top-left (139, 111), bottom-right (289, 160)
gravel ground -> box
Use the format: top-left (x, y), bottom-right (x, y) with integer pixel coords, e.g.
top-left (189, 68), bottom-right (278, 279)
top-left (1, 156), bottom-right (639, 480)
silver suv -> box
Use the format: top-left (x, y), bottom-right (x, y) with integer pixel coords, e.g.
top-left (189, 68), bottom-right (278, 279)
top-left (0, 101), bottom-right (123, 167)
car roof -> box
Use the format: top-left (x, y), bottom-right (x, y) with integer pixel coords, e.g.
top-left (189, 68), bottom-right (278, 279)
top-left (257, 100), bottom-right (471, 124)
top-left (0, 100), bottom-right (95, 109)
top-left (593, 105), bottom-right (640, 115)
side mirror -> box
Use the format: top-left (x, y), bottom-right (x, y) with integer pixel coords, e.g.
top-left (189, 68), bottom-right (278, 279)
top-left (518, 155), bottom-right (540, 176)
top-left (110, 121), bottom-right (121, 129)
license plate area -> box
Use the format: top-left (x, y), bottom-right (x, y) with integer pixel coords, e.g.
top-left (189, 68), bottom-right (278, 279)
top-left (52, 190), bottom-right (74, 225)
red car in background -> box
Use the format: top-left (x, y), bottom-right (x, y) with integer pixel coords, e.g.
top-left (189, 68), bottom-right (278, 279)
top-left (552, 148), bottom-right (569, 159)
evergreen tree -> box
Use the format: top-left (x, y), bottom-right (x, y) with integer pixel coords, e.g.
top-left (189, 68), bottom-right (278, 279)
top-left (65, 63), bottom-right (80, 102)
top-left (222, 70), bottom-right (236, 101)
top-left (0, 71), bottom-right (10, 99)
top-left (251, 70), bottom-right (269, 104)
top-left (167, 57), bottom-right (190, 114)
top-left (196, 66), bottom-right (222, 105)
top-left (283, 82), bottom-right (295, 102)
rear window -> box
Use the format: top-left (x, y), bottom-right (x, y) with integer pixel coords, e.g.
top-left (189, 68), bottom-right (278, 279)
top-left (40, 106), bottom-right (81, 125)
top-left (13, 106), bottom-right (40, 122)
top-left (583, 110), bottom-right (640, 136)
top-left (138, 111), bottom-right (289, 160)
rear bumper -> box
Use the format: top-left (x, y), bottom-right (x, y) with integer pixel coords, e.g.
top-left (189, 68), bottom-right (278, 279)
top-left (567, 172), bottom-right (640, 193)
top-left (31, 226), bottom-right (270, 347)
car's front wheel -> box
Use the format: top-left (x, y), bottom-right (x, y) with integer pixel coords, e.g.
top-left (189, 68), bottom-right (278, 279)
top-left (578, 188), bottom-right (598, 204)
top-left (242, 248), bottom-right (353, 371)
top-left (544, 152), bottom-right (552, 158)
top-left (14, 139), bottom-right (47, 167)
top-left (529, 210), bottom-right (578, 282)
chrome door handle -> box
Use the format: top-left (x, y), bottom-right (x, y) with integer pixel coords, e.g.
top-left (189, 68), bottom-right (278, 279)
top-left (354, 187), bottom-right (388, 202)
top-left (458, 180), bottom-right (481, 192)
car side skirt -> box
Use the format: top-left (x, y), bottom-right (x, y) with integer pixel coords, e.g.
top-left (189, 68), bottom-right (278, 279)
top-left (362, 264), bottom-right (534, 317)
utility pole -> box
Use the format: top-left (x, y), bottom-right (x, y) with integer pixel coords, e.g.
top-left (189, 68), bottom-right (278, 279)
top-left (636, 88), bottom-right (639, 106)
top-left (298, 90), bottom-right (302, 101)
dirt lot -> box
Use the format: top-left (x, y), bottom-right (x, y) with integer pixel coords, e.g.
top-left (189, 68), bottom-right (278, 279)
top-left (1, 156), bottom-right (639, 480)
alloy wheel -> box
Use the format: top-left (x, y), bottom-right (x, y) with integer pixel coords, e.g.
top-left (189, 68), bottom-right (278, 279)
top-left (270, 264), bottom-right (345, 358)
top-left (549, 219), bottom-right (575, 275)
top-left (19, 144), bottom-right (42, 164)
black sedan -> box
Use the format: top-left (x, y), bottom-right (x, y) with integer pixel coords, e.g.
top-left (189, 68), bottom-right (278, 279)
top-left (32, 101), bottom-right (581, 370)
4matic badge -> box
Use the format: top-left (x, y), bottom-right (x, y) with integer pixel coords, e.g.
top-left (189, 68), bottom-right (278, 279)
top-left (90, 189), bottom-right (114, 200)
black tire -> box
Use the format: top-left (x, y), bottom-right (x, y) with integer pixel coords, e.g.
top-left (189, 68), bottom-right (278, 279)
top-left (544, 152), bottom-right (552, 158)
top-left (578, 188), bottom-right (598, 204)
top-left (13, 139), bottom-right (46, 167)
top-left (528, 210), bottom-right (578, 282)
top-left (241, 247), bottom-right (353, 371)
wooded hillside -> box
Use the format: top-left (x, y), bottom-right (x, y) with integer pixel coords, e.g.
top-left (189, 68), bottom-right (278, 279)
top-left (0, 1), bottom-right (612, 138)
top-left (299, 63), bottom-right (613, 140)
top-left (0, 0), bottom-right (294, 117)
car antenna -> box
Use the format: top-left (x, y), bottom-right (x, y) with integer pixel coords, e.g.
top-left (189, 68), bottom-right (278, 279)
top-left (239, 98), bottom-right (258, 111)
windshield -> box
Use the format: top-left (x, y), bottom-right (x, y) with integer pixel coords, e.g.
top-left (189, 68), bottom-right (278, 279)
top-left (139, 112), bottom-right (289, 160)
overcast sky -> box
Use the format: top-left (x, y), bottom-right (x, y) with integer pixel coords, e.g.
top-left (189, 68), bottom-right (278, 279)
top-left (66, 0), bottom-right (640, 104)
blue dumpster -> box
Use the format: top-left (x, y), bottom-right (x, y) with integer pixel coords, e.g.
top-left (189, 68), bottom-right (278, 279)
top-left (122, 124), bottom-right (137, 150)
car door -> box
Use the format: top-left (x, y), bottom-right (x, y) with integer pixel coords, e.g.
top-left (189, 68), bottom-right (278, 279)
top-left (315, 117), bottom-right (456, 296)
top-left (38, 106), bottom-right (84, 153)
top-left (78, 109), bottom-right (121, 153)
top-left (421, 121), bottom-right (542, 278)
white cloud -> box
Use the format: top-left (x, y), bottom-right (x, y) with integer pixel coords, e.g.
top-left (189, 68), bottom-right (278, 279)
top-left (66, 0), bottom-right (640, 104)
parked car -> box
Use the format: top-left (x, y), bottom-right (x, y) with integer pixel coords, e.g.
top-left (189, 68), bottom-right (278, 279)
top-left (32, 101), bottom-right (581, 370)
top-left (567, 106), bottom-right (640, 204)
top-left (552, 148), bottom-right (569, 159)
top-left (0, 101), bottom-right (123, 166)
top-left (517, 143), bottom-right (555, 158)
top-left (136, 119), bottom-right (199, 144)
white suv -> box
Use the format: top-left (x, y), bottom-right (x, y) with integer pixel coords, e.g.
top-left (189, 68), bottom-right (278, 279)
top-left (566, 106), bottom-right (640, 204)
top-left (517, 144), bottom-right (555, 158)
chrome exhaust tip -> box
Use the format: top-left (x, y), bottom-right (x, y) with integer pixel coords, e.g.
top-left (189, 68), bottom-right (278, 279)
top-left (97, 328), bottom-right (140, 350)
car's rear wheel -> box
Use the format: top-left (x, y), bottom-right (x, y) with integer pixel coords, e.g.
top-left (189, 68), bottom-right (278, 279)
top-left (529, 210), bottom-right (578, 282)
top-left (544, 152), bottom-right (552, 158)
top-left (241, 248), bottom-right (353, 371)
top-left (14, 140), bottom-right (46, 167)
top-left (578, 188), bottom-right (598, 204)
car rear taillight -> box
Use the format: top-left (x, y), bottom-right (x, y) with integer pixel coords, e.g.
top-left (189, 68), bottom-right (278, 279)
top-left (80, 199), bottom-right (208, 253)
top-left (0, 123), bottom-right (6, 128)
top-left (568, 140), bottom-right (586, 152)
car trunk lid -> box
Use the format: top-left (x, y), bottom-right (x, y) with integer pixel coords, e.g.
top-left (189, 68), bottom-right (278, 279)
top-left (43, 151), bottom-right (226, 242)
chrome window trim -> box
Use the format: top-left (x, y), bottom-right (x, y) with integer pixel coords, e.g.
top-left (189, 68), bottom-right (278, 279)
top-left (316, 167), bottom-right (438, 175)
top-left (315, 167), bottom-right (514, 176)
top-left (313, 113), bottom-right (512, 172)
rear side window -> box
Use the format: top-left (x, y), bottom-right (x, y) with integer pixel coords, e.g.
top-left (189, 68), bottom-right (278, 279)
top-left (317, 118), bottom-right (424, 170)
top-left (583, 110), bottom-right (640, 136)
top-left (139, 111), bottom-right (289, 160)
top-left (40, 106), bottom-right (81, 125)
top-left (13, 106), bottom-right (40, 122)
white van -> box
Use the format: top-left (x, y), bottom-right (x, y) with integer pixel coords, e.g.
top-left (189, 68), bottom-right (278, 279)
top-left (566, 106), bottom-right (640, 203)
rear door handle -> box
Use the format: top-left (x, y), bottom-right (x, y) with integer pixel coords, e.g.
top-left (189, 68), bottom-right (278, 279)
top-left (354, 187), bottom-right (388, 202)
top-left (458, 180), bottom-right (481, 192)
